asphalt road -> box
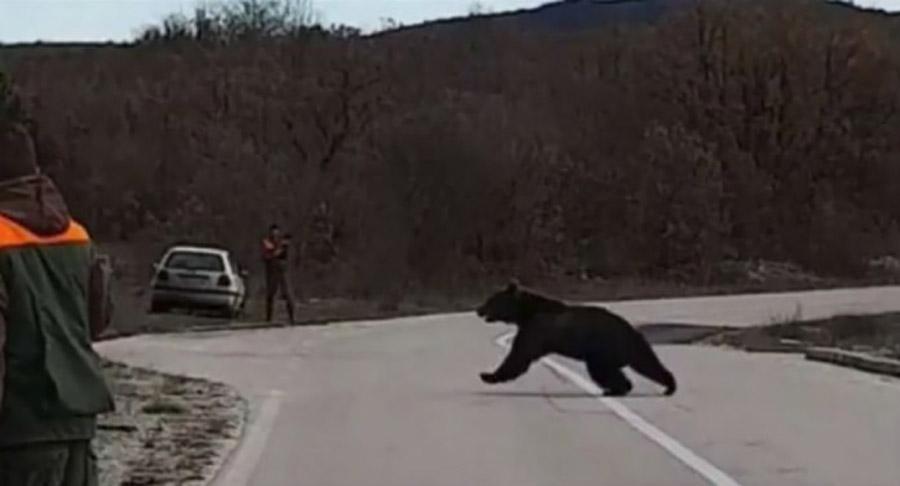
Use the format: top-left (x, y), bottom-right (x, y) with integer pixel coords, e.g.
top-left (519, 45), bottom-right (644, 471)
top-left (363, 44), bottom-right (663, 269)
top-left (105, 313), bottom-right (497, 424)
top-left (97, 286), bottom-right (900, 486)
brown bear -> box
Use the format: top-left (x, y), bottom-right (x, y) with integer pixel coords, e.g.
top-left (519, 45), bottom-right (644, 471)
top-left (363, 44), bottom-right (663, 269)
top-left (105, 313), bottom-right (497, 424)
top-left (476, 281), bottom-right (677, 396)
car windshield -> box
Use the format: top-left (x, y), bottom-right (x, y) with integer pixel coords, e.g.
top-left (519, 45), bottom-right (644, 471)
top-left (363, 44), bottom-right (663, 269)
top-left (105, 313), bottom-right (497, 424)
top-left (165, 251), bottom-right (225, 272)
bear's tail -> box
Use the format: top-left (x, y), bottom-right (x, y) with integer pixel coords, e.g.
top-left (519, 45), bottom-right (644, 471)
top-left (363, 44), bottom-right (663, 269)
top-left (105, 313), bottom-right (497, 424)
top-left (629, 331), bottom-right (677, 396)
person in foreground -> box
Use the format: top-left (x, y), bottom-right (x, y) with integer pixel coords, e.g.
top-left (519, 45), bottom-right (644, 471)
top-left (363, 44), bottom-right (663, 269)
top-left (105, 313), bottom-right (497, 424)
top-left (476, 280), bottom-right (677, 397)
top-left (0, 121), bottom-right (115, 485)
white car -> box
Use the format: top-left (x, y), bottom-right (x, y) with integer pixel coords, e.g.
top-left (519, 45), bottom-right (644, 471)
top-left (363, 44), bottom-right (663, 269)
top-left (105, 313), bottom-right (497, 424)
top-left (149, 245), bottom-right (248, 318)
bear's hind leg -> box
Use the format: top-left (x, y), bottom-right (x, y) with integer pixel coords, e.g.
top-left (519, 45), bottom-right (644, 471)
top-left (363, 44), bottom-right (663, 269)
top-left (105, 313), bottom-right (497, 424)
top-left (629, 355), bottom-right (677, 396)
top-left (586, 357), bottom-right (632, 397)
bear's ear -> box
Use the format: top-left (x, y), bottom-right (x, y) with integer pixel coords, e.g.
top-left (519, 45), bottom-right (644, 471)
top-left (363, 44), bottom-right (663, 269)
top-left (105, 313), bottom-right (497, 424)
top-left (507, 278), bottom-right (520, 293)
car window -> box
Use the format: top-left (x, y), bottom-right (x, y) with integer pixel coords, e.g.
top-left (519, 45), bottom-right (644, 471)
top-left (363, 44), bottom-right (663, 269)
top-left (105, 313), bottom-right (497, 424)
top-left (165, 251), bottom-right (225, 272)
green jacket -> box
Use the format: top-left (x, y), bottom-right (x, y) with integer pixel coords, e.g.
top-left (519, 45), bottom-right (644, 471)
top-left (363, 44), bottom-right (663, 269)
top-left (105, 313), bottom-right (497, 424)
top-left (0, 175), bottom-right (114, 447)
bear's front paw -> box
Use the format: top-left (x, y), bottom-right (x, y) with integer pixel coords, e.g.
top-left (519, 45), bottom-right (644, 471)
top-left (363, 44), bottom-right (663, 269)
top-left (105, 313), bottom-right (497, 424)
top-left (480, 372), bottom-right (499, 384)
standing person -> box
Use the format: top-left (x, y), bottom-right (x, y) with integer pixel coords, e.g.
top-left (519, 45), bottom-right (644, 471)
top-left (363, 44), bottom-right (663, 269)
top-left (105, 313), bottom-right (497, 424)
top-left (262, 224), bottom-right (295, 325)
top-left (0, 121), bottom-right (115, 485)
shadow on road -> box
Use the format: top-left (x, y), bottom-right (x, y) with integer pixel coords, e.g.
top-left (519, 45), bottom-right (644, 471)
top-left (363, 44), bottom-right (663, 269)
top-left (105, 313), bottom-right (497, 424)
top-left (640, 323), bottom-right (733, 344)
top-left (474, 390), bottom-right (664, 399)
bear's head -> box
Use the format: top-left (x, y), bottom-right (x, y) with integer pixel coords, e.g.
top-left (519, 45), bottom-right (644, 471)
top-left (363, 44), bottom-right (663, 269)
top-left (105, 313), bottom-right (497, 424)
top-left (476, 280), bottom-right (526, 325)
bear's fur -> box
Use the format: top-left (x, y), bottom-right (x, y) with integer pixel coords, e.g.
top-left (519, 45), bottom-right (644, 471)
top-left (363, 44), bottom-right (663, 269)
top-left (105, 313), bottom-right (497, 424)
top-left (476, 281), bottom-right (677, 396)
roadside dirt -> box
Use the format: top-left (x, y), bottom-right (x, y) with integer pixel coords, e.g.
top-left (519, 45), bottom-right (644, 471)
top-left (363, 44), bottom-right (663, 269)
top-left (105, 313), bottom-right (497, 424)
top-left (702, 312), bottom-right (900, 359)
top-left (95, 360), bottom-right (245, 486)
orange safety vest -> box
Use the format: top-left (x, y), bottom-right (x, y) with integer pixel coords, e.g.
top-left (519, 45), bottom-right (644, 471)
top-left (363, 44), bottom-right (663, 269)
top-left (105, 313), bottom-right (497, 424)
top-left (0, 211), bottom-right (114, 447)
top-left (0, 214), bottom-right (89, 249)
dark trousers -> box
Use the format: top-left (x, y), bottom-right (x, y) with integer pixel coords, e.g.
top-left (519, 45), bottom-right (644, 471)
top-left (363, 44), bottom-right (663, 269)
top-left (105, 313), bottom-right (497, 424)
top-left (265, 269), bottom-right (295, 324)
top-left (0, 440), bottom-right (97, 486)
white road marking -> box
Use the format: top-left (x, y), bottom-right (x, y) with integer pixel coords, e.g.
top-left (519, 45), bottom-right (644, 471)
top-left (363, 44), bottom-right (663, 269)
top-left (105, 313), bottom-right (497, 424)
top-left (494, 333), bottom-right (743, 486)
top-left (213, 390), bottom-right (284, 486)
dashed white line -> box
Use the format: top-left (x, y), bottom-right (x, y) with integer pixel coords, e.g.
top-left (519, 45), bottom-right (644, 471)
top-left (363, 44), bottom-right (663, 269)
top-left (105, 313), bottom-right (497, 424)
top-left (495, 333), bottom-right (743, 486)
top-left (214, 390), bottom-right (284, 486)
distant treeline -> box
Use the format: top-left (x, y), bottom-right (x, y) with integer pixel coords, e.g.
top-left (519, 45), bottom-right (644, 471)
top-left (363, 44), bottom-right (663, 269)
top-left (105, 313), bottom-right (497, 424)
top-left (6, 0), bottom-right (900, 296)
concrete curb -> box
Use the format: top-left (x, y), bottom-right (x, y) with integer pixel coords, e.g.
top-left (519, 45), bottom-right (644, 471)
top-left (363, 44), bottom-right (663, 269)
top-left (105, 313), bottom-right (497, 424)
top-left (182, 313), bottom-right (426, 334)
top-left (96, 309), bottom-right (472, 342)
top-left (805, 347), bottom-right (900, 378)
top-left (741, 339), bottom-right (809, 354)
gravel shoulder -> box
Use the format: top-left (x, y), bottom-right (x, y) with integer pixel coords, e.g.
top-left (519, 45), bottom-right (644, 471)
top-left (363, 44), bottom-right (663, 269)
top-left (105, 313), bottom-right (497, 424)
top-left (95, 360), bottom-right (246, 486)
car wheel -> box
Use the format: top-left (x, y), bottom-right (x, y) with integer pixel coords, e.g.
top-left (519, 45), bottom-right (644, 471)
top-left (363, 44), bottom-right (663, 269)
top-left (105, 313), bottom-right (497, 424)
top-left (150, 300), bottom-right (169, 314)
top-left (221, 303), bottom-right (241, 319)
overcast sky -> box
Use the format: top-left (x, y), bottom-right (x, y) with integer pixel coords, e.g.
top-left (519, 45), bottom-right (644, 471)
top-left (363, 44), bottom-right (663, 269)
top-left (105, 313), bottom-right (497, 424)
top-left (1, 0), bottom-right (898, 43)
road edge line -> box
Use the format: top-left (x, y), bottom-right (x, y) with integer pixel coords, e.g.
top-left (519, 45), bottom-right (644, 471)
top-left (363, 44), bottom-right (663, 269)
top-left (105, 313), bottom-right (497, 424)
top-left (212, 389), bottom-right (284, 486)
